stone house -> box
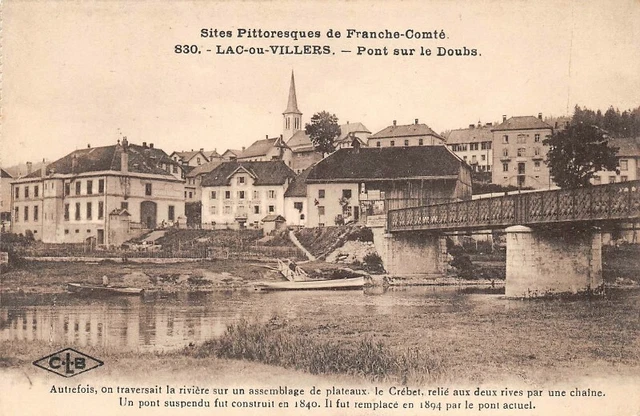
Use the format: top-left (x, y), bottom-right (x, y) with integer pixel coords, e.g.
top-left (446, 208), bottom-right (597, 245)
top-left (445, 122), bottom-right (494, 181)
top-left (368, 119), bottom-right (445, 148)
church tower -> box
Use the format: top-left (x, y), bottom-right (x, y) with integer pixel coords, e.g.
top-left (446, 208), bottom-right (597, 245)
top-left (283, 71), bottom-right (302, 140)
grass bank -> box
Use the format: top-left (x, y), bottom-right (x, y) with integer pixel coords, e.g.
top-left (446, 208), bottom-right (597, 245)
top-left (193, 317), bottom-right (442, 385)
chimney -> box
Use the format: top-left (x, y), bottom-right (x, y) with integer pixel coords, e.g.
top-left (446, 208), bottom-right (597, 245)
top-left (41, 159), bottom-right (46, 178)
top-left (143, 142), bottom-right (147, 148)
top-left (280, 134), bottom-right (283, 139)
top-left (121, 145), bottom-right (129, 173)
top-left (393, 120), bottom-right (397, 126)
top-left (200, 148), bottom-right (204, 152)
top-left (242, 146), bottom-right (246, 151)
top-left (415, 119), bottom-right (419, 125)
top-left (502, 115), bottom-right (507, 122)
top-left (486, 122), bottom-right (493, 127)
top-left (26, 162), bottom-right (33, 174)
top-left (538, 112), bottom-right (542, 120)
top-left (149, 143), bottom-right (154, 149)
top-left (469, 124), bottom-right (475, 129)
top-left (87, 143), bottom-right (91, 148)
top-left (71, 154), bottom-right (78, 173)
top-left (477, 120), bottom-right (481, 128)
top-left (347, 121), bottom-right (349, 125)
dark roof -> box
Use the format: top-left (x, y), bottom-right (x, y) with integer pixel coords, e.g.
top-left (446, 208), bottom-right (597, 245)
top-left (172, 150), bottom-right (207, 162)
top-left (284, 165), bottom-right (313, 197)
top-left (608, 137), bottom-right (640, 157)
top-left (25, 143), bottom-right (175, 179)
top-left (0, 168), bottom-right (12, 178)
top-left (370, 123), bottom-right (443, 140)
top-left (306, 147), bottom-right (465, 182)
top-left (262, 214), bottom-right (286, 222)
top-left (492, 116), bottom-right (552, 131)
top-left (446, 126), bottom-right (493, 144)
top-left (201, 160), bottom-right (295, 187)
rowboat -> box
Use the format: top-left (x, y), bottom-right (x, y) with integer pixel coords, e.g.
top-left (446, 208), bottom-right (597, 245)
top-left (255, 276), bottom-right (367, 291)
top-left (67, 282), bottom-right (145, 296)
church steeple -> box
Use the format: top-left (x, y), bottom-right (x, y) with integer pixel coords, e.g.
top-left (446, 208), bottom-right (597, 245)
top-left (283, 71), bottom-right (302, 140)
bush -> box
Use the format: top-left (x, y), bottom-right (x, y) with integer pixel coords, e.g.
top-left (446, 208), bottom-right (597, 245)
top-left (363, 252), bottom-right (385, 273)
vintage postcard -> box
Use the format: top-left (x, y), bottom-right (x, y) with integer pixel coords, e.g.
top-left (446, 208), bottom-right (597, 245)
top-left (1, 0), bottom-right (639, 415)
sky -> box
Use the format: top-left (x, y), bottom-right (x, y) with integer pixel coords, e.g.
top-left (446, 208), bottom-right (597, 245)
top-left (3, 0), bottom-right (640, 166)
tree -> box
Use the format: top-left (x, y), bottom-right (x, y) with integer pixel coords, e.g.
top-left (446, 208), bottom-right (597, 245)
top-left (544, 122), bottom-right (619, 188)
top-left (305, 111), bottom-right (341, 155)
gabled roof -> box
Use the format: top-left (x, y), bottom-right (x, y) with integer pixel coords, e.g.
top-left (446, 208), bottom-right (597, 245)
top-left (336, 122), bottom-right (370, 142)
top-left (608, 137), bottom-right (640, 157)
top-left (201, 160), bottom-right (295, 187)
top-left (222, 149), bottom-right (242, 159)
top-left (262, 214), bottom-right (286, 222)
top-left (171, 150), bottom-right (208, 163)
top-left (370, 123), bottom-right (443, 140)
top-left (446, 126), bottom-right (493, 144)
top-left (286, 131), bottom-right (312, 151)
top-left (492, 116), bottom-right (552, 131)
top-left (0, 168), bottom-right (13, 179)
top-left (284, 165), bottom-right (313, 198)
top-left (24, 142), bottom-right (176, 179)
top-left (204, 150), bottom-right (222, 160)
top-left (306, 147), bottom-right (466, 182)
top-left (238, 138), bottom-right (279, 159)
top-left (186, 160), bottom-right (223, 178)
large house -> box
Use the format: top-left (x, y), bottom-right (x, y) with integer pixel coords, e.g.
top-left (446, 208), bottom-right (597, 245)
top-left (1, 168), bottom-right (13, 227)
top-left (10, 139), bottom-right (185, 245)
top-left (368, 119), bottom-right (445, 148)
top-left (200, 160), bottom-right (295, 229)
top-left (592, 136), bottom-right (640, 185)
top-left (237, 136), bottom-right (292, 166)
top-left (491, 114), bottom-right (553, 189)
top-left (301, 144), bottom-right (472, 227)
top-left (446, 122), bottom-right (494, 182)
top-left (170, 149), bottom-right (210, 168)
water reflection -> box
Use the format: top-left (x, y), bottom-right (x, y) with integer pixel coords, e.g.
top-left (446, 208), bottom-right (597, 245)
top-left (0, 287), bottom-right (634, 353)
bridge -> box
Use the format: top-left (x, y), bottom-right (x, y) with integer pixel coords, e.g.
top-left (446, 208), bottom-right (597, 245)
top-left (373, 180), bottom-right (640, 299)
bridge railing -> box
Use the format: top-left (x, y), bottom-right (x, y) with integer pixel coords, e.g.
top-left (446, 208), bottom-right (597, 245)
top-left (388, 180), bottom-right (640, 232)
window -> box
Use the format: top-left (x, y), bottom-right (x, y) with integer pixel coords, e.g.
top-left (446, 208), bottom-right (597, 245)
top-left (254, 205), bottom-right (260, 214)
top-left (197, 157), bottom-right (201, 165)
top-left (87, 180), bottom-right (93, 195)
top-left (471, 155), bottom-right (477, 163)
top-left (487, 165), bottom-right (492, 172)
top-left (342, 189), bottom-right (352, 199)
top-left (237, 176), bottom-right (245, 185)
top-left (268, 190), bottom-right (276, 199)
top-left (376, 141), bottom-right (381, 147)
top-left (502, 135), bottom-right (509, 144)
top-left (24, 206), bottom-right (29, 222)
top-left (25, 187), bottom-right (30, 198)
top-left (294, 202), bottom-right (303, 211)
top-left (534, 161), bottom-right (541, 171)
top-left (621, 176), bottom-right (628, 182)
top-left (223, 206), bottom-right (231, 214)
top-left (34, 186), bottom-right (39, 198)
top-left (188, 192), bottom-right (193, 199)
top-left (209, 205), bottom-right (217, 215)
top-left (64, 204), bottom-right (69, 221)
top-left (418, 139), bottom-right (424, 146)
top-left (211, 191), bottom-right (217, 199)
top-left (534, 147), bottom-right (541, 156)
top-left (470, 143), bottom-right (479, 151)
top-left (620, 160), bottom-right (628, 171)
top-left (75, 203), bottom-right (81, 220)
top-left (517, 134), bottom-right (527, 144)
top-left (14, 207), bottom-right (19, 222)
top-left (145, 183), bottom-right (152, 196)
top-left (75, 182), bottom-right (81, 195)
top-left (534, 134), bottom-right (540, 143)
top-left (168, 205), bottom-right (175, 221)
top-left (502, 148), bottom-right (509, 157)
top-left (121, 201), bottom-right (128, 210)
top-left (517, 148), bottom-right (526, 157)
top-left (502, 163), bottom-right (509, 172)
top-left (481, 142), bottom-right (492, 150)
top-left (75, 229), bottom-right (80, 234)
top-left (404, 139), bottom-right (409, 146)
top-left (225, 191), bottom-right (231, 199)
top-left (609, 176), bottom-right (616, 184)
top-left (268, 205), bottom-right (275, 213)
top-left (593, 176), bottom-right (602, 185)
top-left (33, 206), bottom-right (39, 221)
top-left (253, 190), bottom-right (260, 199)
top-left (318, 206), bottom-right (325, 215)
top-left (463, 156), bottom-right (467, 161)
top-left (86, 202), bottom-right (92, 220)
top-left (172, 165), bottom-right (178, 173)
top-left (184, 191), bottom-right (187, 198)
top-left (318, 189), bottom-right (325, 199)
top-left (481, 154), bottom-right (486, 161)
top-left (238, 191), bottom-right (245, 200)
top-left (65, 229), bottom-right (69, 235)
top-left (390, 140), bottom-right (395, 147)
top-left (98, 202), bottom-right (104, 219)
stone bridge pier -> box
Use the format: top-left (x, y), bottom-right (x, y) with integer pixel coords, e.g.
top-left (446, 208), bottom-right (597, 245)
top-left (372, 228), bottom-right (448, 276)
top-left (505, 225), bottom-right (603, 298)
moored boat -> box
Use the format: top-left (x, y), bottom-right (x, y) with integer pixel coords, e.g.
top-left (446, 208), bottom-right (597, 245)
top-left (255, 276), bottom-right (367, 291)
top-left (67, 282), bottom-right (145, 296)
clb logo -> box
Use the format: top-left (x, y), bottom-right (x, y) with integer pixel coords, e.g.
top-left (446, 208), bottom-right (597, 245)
top-left (33, 348), bottom-right (103, 377)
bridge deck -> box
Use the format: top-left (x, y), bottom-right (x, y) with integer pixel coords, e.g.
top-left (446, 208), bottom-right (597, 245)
top-left (388, 180), bottom-right (640, 232)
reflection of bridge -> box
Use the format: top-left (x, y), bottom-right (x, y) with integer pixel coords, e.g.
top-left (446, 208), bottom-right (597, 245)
top-left (374, 181), bottom-right (640, 298)
top-left (388, 180), bottom-right (640, 232)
